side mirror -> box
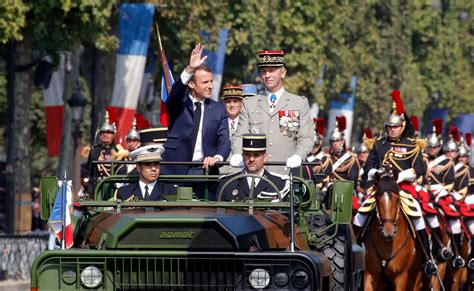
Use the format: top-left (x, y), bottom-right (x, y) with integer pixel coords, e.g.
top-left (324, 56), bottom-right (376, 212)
top-left (330, 180), bottom-right (353, 225)
top-left (40, 176), bottom-right (58, 220)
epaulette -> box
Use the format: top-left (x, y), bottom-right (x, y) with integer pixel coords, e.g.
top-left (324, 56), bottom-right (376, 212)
top-left (219, 171), bottom-right (242, 180)
top-left (268, 171), bottom-right (289, 180)
top-left (407, 137), bottom-right (416, 142)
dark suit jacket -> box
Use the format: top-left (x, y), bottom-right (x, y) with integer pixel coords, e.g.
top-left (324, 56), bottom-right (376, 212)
top-left (116, 182), bottom-right (166, 201)
top-left (217, 170), bottom-right (287, 201)
top-left (161, 79), bottom-right (231, 174)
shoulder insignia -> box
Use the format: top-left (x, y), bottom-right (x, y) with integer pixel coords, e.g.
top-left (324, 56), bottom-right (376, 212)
top-left (219, 171), bottom-right (242, 180)
top-left (268, 171), bottom-right (289, 180)
top-left (358, 197), bottom-right (376, 213)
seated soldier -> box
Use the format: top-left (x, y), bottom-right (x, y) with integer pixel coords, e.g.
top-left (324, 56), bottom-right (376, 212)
top-left (116, 145), bottom-right (167, 201)
top-left (218, 134), bottom-right (289, 201)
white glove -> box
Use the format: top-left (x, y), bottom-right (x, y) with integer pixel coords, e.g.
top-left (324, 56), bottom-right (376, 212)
top-left (367, 168), bottom-right (378, 181)
top-left (396, 168), bottom-right (416, 184)
top-left (286, 155), bottom-right (302, 168)
top-left (229, 154), bottom-right (244, 168)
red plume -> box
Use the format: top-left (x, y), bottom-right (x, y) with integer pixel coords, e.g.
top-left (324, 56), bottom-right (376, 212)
top-left (336, 115), bottom-right (346, 132)
top-left (432, 119), bottom-right (443, 135)
top-left (390, 89), bottom-right (405, 115)
top-left (410, 115), bottom-right (419, 131)
top-left (450, 126), bottom-right (460, 142)
top-left (315, 118), bottom-right (326, 136)
top-left (364, 128), bottom-right (373, 139)
top-left (466, 133), bottom-right (472, 147)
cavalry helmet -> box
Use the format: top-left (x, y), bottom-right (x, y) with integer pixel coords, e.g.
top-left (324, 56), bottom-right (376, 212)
top-left (99, 111), bottom-right (116, 134)
top-left (427, 119), bottom-right (443, 148)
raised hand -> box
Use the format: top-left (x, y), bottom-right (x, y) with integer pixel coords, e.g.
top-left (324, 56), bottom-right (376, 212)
top-left (187, 43), bottom-right (208, 72)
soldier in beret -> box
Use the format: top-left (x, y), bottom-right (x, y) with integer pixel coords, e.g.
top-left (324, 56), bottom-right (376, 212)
top-left (116, 145), bottom-right (167, 201)
top-left (230, 50), bottom-right (314, 174)
top-left (218, 134), bottom-right (289, 201)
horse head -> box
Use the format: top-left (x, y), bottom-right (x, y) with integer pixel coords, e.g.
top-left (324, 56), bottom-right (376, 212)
top-left (373, 170), bottom-right (400, 241)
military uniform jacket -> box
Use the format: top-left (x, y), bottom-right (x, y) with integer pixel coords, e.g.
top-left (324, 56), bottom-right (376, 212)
top-left (232, 90), bottom-right (314, 174)
top-left (363, 137), bottom-right (424, 188)
top-left (304, 151), bottom-right (332, 186)
top-left (217, 170), bottom-right (289, 201)
top-left (425, 155), bottom-right (455, 191)
top-left (453, 162), bottom-right (470, 196)
top-left (330, 150), bottom-right (360, 185)
top-left (116, 181), bottom-right (166, 201)
top-left (82, 143), bottom-right (122, 179)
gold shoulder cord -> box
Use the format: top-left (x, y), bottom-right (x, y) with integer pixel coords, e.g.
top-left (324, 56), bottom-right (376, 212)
top-left (382, 143), bottom-right (420, 172)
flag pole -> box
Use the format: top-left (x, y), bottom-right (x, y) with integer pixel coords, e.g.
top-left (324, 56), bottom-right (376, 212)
top-left (61, 171), bottom-right (67, 250)
top-left (154, 21), bottom-right (172, 94)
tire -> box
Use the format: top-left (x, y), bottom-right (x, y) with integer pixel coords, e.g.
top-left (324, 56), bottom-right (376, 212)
top-left (307, 214), bottom-right (352, 291)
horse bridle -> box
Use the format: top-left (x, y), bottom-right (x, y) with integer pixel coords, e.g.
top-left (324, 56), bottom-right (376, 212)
top-left (375, 192), bottom-right (400, 239)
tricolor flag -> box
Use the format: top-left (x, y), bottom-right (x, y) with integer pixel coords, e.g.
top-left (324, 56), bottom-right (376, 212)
top-left (160, 53), bottom-right (174, 126)
top-left (109, 3), bottom-right (155, 143)
top-left (48, 180), bottom-right (73, 249)
top-left (43, 54), bottom-right (66, 156)
top-left (155, 22), bottom-right (174, 127)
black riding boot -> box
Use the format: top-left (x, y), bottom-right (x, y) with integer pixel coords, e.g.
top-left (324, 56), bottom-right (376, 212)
top-left (452, 233), bottom-right (465, 268)
top-left (468, 238), bottom-right (474, 270)
top-left (417, 229), bottom-right (437, 277)
top-left (431, 227), bottom-right (453, 261)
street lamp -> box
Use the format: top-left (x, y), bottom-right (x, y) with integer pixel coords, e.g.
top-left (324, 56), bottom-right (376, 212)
top-left (68, 88), bottom-right (87, 198)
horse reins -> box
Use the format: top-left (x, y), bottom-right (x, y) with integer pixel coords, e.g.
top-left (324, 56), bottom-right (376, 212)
top-left (370, 205), bottom-right (410, 268)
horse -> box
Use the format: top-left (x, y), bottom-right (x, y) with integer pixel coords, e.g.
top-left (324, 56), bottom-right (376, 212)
top-left (444, 229), bottom-right (469, 290)
top-left (363, 172), bottom-right (423, 290)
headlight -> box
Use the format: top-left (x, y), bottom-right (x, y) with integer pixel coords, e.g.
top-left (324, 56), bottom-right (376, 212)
top-left (80, 266), bottom-right (102, 288)
top-left (292, 269), bottom-right (310, 288)
top-left (274, 272), bottom-right (289, 287)
top-left (249, 268), bottom-right (270, 289)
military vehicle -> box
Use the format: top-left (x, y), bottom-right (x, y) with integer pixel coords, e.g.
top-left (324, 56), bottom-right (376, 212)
top-left (31, 163), bottom-right (364, 290)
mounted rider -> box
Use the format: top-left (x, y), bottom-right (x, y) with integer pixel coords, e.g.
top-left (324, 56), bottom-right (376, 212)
top-left (418, 123), bottom-right (465, 268)
top-left (355, 128), bottom-right (375, 201)
top-left (354, 89), bottom-right (437, 277)
top-left (457, 133), bottom-right (474, 269)
top-left (328, 115), bottom-right (361, 211)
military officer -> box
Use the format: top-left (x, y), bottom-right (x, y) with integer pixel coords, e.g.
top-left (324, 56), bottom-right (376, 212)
top-left (218, 134), bottom-right (289, 202)
top-left (328, 115), bottom-right (361, 210)
top-left (422, 124), bottom-right (464, 267)
top-left (116, 144), bottom-right (167, 201)
top-left (81, 112), bottom-right (126, 189)
top-left (457, 134), bottom-right (474, 269)
top-left (220, 86), bottom-right (244, 175)
top-left (118, 119), bottom-right (141, 175)
top-left (230, 50), bottom-right (314, 174)
top-left (355, 128), bottom-right (375, 198)
top-left (354, 89), bottom-right (437, 276)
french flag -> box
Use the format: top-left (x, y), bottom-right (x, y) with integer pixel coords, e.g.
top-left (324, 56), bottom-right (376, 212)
top-left (43, 54), bottom-right (65, 157)
top-left (109, 3), bottom-right (155, 143)
top-left (160, 53), bottom-right (174, 126)
top-left (48, 180), bottom-right (73, 249)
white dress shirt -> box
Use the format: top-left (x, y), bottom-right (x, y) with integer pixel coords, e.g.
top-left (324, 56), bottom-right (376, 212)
top-left (180, 69), bottom-right (223, 162)
top-left (245, 169), bottom-right (264, 189)
top-left (138, 180), bottom-right (157, 200)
